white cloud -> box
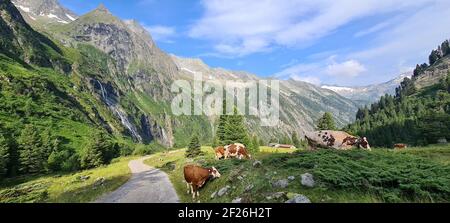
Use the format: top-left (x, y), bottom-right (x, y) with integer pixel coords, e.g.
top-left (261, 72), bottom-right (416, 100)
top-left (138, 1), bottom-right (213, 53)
top-left (144, 25), bottom-right (176, 43)
top-left (326, 60), bottom-right (366, 77)
top-left (354, 21), bottom-right (393, 38)
top-left (189, 0), bottom-right (434, 57)
top-left (274, 57), bottom-right (366, 85)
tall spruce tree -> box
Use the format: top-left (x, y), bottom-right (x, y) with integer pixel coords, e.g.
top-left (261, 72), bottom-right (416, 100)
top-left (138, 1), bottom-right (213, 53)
top-left (186, 134), bottom-right (202, 158)
top-left (18, 125), bottom-right (46, 174)
top-left (81, 131), bottom-right (109, 169)
top-left (215, 107), bottom-right (249, 146)
top-left (249, 134), bottom-right (260, 154)
top-left (317, 112), bottom-right (336, 130)
top-left (0, 134), bottom-right (10, 179)
top-left (291, 132), bottom-right (301, 148)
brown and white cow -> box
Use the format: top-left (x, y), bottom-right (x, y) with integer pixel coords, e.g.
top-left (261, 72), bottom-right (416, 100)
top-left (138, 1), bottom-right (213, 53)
top-left (304, 130), bottom-right (371, 151)
top-left (214, 146), bottom-right (226, 160)
top-left (224, 143), bottom-right (251, 159)
top-left (184, 165), bottom-right (221, 199)
top-left (394, 143), bottom-right (407, 150)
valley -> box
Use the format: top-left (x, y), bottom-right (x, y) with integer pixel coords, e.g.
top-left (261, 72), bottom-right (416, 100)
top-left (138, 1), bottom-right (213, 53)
top-left (0, 0), bottom-right (449, 204)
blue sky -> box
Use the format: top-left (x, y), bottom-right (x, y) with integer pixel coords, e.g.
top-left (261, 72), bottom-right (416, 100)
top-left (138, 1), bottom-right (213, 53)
top-left (60, 0), bottom-right (450, 87)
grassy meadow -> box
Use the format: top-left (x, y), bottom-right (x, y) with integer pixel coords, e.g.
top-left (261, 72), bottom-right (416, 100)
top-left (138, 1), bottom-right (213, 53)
top-left (145, 144), bottom-right (450, 203)
top-left (0, 156), bottom-right (135, 203)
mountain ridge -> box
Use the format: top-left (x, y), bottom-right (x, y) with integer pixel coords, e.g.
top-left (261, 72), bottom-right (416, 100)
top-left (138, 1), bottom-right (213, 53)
top-left (321, 72), bottom-right (413, 106)
top-left (5, 0), bottom-right (360, 147)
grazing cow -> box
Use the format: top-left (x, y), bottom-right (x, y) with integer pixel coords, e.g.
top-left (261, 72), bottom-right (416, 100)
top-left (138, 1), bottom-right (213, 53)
top-left (394, 144), bottom-right (407, 150)
top-left (304, 130), bottom-right (371, 151)
top-left (214, 146), bottom-right (225, 160)
top-left (184, 165), bottom-right (221, 199)
top-left (224, 143), bottom-right (251, 159)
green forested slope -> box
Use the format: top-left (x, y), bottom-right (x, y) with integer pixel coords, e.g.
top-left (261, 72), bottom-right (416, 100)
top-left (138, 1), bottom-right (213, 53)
top-left (346, 40), bottom-right (450, 147)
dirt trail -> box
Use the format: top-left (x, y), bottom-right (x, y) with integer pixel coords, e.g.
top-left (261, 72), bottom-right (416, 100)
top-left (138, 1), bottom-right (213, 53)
top-left (95, 156), bottom-right (179, 203)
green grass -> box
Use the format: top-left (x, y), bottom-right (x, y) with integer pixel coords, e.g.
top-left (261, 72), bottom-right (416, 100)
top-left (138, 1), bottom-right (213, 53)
top-left (144, 145), bottom-right (450, 203)
top-left (395, 144), bottom-right (450, 165)
top-left (0, 156), bottom-right (135, 203)
top-left (259, 146), bottom-right (299, 154)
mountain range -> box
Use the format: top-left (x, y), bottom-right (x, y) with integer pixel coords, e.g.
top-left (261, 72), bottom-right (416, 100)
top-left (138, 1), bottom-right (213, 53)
top-left (322, 72), bottom-right (413, 106)
top-left (5, 0), bottom-right (432, 151)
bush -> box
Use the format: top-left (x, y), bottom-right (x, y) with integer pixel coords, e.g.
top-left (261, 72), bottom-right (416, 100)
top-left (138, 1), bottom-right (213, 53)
top-left (132, 142), bottom-right (166, 156)
top-left (60, 154), bottom-right (80, 172)
top-left (133, 144), bottom-right (152, 156)
top-left (118, 142), bottom-right (134, 156)
top-left (47, 149), bottom-right (80, 172)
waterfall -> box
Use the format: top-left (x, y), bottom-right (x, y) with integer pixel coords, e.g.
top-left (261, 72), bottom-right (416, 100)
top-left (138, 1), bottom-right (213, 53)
top-left (96, 80), bottom-right (142, 142)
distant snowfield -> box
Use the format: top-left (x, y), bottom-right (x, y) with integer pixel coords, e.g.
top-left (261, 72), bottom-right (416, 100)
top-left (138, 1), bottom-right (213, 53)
top-left (17, 5), bottom-right (30, 13)
top-left (66, 13), bottom-right (76, 21)
top-left (47, 13), bottom-right (69, 24)
top-left (322, 86), bottom-right (358, 93)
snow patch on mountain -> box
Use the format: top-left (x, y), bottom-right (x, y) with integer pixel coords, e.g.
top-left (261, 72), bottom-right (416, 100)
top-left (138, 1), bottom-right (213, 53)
top-left (66, 13), bottom-right (76, 21)
top-left (16, 5), bottom-right (30, 12)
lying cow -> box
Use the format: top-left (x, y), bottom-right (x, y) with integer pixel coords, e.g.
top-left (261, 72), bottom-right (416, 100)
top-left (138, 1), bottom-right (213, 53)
top-left (394, 143), bottom-right (407, 150)
top-left (224, 143), bottom-right (251, 159)
top-left (304, 130), bottom-right (371, 151)
top-left (214, 146), bottom-right (225, 160)
top-left (184, 165), bottom-right (221, 199)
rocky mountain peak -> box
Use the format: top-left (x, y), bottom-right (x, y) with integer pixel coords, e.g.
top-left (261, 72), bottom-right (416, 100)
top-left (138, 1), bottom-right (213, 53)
top-left (1, 0), bottom-right (70, 71)
top-left (12, 0), bottom-right (77, 24)
top-left (94, 3), bottom-right (110, 14)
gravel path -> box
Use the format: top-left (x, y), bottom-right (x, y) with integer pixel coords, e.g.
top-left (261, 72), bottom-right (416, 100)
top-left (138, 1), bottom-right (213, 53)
top-left (95, 156), bottom-right (179, 203)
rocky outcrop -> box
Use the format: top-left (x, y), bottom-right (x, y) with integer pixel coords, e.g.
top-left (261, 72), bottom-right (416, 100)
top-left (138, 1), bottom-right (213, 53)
top-left (140, 113), bottom-right (174, 147)
top-left (64, 6), bottom-right (177, 101)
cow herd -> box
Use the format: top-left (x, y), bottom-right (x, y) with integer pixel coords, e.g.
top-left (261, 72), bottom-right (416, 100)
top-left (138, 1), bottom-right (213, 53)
top-left (183, 143), bottom-right (252, 199)
top-left (182, 130), bottom-right (413, 199)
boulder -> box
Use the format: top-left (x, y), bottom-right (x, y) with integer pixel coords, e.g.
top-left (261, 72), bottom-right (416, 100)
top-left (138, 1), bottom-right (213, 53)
top-left (78, 175), bottom-right (90, 181)
top-left (252, 160), bottom-right (262, 167)
top-left (287, 176), bottom-right (295, 181)
top-left (211, 191), bottom-right (217, 199)
top-left (301, 173), bottom-right (315, 187)
top-left (244, 184), bottom-right (254, 192)
top-left (273, 192), bottom-right (287, 199)
top-left (93, 177), bottom-right (105, 187)
top-left (272, 179), bottom-right (289, 188)
top-left (217, 186), bottom-right (230, 197)
top-left (285, 194), bottom-right (311, 203)
top-left (232, 198), bottom-right (242, 203)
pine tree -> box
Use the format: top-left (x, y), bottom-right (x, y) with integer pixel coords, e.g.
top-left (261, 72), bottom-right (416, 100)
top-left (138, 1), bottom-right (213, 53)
top-left (186, 134), bottom-right (202, 158)
top-left (280, 135), bottom-right (292, 144)
top-left (0, 134), bottom-right (10, 179)
top-left (212, 135), bottom-right (220, 148)
top-left (291, 132), bottom-right (301, 148)
top-left (41, 129), bottom-right (57, 158)
top-left (317, 112), bottom-right (336, 130)
top-left (216, 100), bottom-right (229, 145)
top-left (81, 132), bottom-right (109, 169)
top-left (250, 135), bottom-right (260, 154)
top-left (216, 114), bottom-right (228, 144)
top-left (18, 125), bottom-right (46, 174)
top-left (216, 107), bottom-right (249, 146)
